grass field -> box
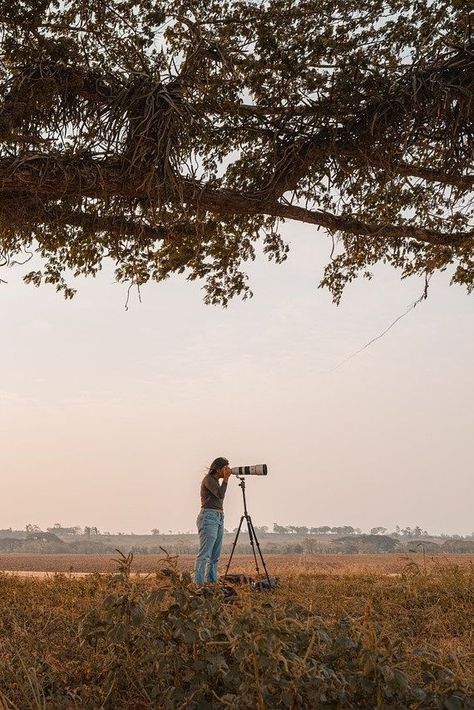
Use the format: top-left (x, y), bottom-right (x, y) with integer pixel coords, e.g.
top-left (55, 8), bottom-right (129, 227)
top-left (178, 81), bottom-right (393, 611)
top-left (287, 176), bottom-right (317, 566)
top-left (1, 551), bottom-right (473, 574)
top-left (0, 554), bottom-right (472, 708)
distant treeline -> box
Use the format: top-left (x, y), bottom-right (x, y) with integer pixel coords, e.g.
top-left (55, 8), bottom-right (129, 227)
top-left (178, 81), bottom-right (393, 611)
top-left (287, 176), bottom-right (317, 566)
top-left (0, 523), bottom-right (473, 556)
top-left (270, 524), bottom-right (465, 537)
top-left (0, 522), bottom-right (473, 539)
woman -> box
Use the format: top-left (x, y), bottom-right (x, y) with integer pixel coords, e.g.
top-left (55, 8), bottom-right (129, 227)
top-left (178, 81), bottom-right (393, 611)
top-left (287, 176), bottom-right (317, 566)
top-left (194, 457), bottom-right (232, 585)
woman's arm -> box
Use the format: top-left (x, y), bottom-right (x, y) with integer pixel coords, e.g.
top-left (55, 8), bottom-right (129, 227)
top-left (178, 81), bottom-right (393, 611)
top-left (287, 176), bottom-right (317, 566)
top-left (204, 474), bottom-right (228, 500)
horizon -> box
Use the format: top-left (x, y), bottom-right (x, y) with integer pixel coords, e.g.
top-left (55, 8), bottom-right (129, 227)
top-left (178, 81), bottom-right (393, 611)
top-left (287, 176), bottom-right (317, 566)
top-left (2, 522), bottom-right (472, 538)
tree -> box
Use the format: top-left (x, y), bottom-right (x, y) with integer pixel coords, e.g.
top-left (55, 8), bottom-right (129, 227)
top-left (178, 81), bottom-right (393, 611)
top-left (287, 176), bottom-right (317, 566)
top-left (0, 1), bottom-right (472, 305)
top-left (25, 523), bottom-right (41, 533)
top-left (303, 537), bottom-right (320, 554)
top-left (370, 526), bottom-right (387, 535)
top-left (339, 526), bottom-right (355, 535)
top-left (84, 526), bottom-right (99, 536)
top-left (48, 524), bottom-right (81, 535)
top-left (310, 526), bottom-right (331, 535)
top-left (295, 526), bottom-right (309, 535)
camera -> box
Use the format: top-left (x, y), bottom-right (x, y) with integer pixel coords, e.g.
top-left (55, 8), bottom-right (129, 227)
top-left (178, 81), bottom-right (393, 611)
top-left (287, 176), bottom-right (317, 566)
top-left (231, 464), bottom-right (268, 476)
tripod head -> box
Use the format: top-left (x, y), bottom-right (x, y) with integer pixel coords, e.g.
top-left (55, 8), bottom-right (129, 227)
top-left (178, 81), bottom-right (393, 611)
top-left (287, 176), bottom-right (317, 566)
top-left (236, 475), bottom-right (247, 506)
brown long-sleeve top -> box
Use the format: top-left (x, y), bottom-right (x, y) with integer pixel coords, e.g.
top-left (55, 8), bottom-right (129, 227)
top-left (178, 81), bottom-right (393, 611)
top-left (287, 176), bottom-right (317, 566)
top-left (200, 473), bottom-right (228, 511)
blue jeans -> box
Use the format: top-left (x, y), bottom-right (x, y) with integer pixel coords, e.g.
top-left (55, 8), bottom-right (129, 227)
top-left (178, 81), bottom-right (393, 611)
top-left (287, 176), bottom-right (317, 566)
top-left (194, 509), bottom-right (224, 584)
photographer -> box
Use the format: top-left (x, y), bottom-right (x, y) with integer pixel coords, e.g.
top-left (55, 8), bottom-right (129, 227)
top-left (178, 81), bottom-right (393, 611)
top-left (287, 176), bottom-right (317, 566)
top-left (194, 457), bottom-right (232, 585)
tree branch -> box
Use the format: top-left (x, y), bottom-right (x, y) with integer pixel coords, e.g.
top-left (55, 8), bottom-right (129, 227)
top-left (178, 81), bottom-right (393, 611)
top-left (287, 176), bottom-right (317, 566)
top-left (0, 156), bottom-right (471, 248)
top-left (180, 180), bottom-right (473, 248)
top-left (263, 48), bottom-right (474, 197)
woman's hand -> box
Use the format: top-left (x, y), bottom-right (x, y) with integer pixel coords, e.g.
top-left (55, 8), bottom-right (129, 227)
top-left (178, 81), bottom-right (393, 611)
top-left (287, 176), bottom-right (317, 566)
top-left (223, 466), bottom-right (232, 482)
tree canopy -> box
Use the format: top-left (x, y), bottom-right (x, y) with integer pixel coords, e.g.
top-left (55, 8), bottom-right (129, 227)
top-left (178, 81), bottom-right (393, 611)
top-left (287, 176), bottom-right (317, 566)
top-left (0, 0), bottom-right (472, 304)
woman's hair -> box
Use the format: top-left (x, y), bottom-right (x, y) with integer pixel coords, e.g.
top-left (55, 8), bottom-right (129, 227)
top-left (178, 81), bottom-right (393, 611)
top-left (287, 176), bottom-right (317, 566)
top-left (208, 457), bottom-right (229, 475)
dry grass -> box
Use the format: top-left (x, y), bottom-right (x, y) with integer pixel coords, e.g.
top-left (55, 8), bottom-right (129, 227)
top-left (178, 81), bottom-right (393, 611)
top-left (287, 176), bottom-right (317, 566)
top-left (0, 554), bottom-right (472, 708)
top-left (0, 552), bottom-right (472, 575)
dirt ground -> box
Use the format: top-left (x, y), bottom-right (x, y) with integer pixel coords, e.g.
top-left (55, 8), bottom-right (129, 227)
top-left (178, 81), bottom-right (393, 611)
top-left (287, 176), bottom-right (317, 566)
top-left (0, 552), bottom-right (472, 577)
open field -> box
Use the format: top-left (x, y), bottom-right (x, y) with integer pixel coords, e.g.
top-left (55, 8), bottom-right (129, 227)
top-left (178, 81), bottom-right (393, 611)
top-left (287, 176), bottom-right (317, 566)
top-left (0, 552), bottom-right (473, 575)
top-left (0, 554), bottom-right (472, 708)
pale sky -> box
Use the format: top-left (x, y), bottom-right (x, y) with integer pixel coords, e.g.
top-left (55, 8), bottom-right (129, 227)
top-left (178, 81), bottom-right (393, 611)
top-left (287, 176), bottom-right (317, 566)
top-left (1, 222), bottom-right (473, 536)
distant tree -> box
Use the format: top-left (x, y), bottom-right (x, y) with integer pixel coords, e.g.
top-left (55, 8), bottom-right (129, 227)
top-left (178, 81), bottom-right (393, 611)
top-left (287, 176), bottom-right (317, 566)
top-left (400, 526), bottom-right (430, 537)
top-left (48, 525), bottom-right (81, 535)
top-left (273, 524), bottom-right (287, 534)
top-left (0, 2), bottom-right (472, 305)
top-left (151, 528), bottom-right (160, 536)
top-left (25, 523), bottom-right (41, 534)
top-left (370, 527), bottom-right (387, 535)
top-left (254, 526), bottom-right (269, 534)
top-left (333, 526), bottom-right (355, 535)
top-left (283, 543), bottom-right (304, 554)
top-left (412, 526), bottom-right (429, 537)
top-left (340, 526), bottom-right (355, 535)
top-left (335, 534), bottom-right (400, 553)
top-left (295, 526), bottom-right (309, 535)
top-left (83, 526), bottom-right (99, 537)
top-left (310, 526), bottom-right (331, 535)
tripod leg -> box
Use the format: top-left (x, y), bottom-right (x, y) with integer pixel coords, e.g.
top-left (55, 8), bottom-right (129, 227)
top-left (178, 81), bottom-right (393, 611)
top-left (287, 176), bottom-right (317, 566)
top-left (247, 516), bottom-right (272, 585)
top-left (245, 514), bottom-right (261, 578)
top-left (224, 515), bottom-right (244, 578)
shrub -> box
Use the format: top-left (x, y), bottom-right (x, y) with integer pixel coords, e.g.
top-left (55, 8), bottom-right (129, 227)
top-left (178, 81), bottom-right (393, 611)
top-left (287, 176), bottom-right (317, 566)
top-left (77, 554), bottom-right (472, 708)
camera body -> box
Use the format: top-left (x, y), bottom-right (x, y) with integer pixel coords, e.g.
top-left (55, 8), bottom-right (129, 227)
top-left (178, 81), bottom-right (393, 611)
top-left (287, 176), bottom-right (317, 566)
top-left (231, 464), bottom-right (267, 476)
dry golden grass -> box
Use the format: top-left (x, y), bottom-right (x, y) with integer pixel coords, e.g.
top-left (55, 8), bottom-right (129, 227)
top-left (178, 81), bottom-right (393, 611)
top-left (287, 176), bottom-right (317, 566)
top-left (0, 552), bottom-right (472, 575)
top-left (0, 554), bottom-right (472, 708)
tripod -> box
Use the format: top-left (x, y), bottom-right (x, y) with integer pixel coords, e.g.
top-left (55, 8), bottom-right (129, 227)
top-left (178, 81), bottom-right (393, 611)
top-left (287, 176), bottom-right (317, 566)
top-left (224, 476), bottom-right (271, 585)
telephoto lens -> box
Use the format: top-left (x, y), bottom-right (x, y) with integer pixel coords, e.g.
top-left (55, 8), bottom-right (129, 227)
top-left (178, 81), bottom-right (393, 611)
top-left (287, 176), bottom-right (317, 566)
top-left (231, 464), bottom-right (268, 476)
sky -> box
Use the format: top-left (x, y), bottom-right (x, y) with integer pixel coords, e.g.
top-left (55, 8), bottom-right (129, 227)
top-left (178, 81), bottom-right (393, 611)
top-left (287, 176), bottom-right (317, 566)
top-left (1, 222), bottom-right (473, 536)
